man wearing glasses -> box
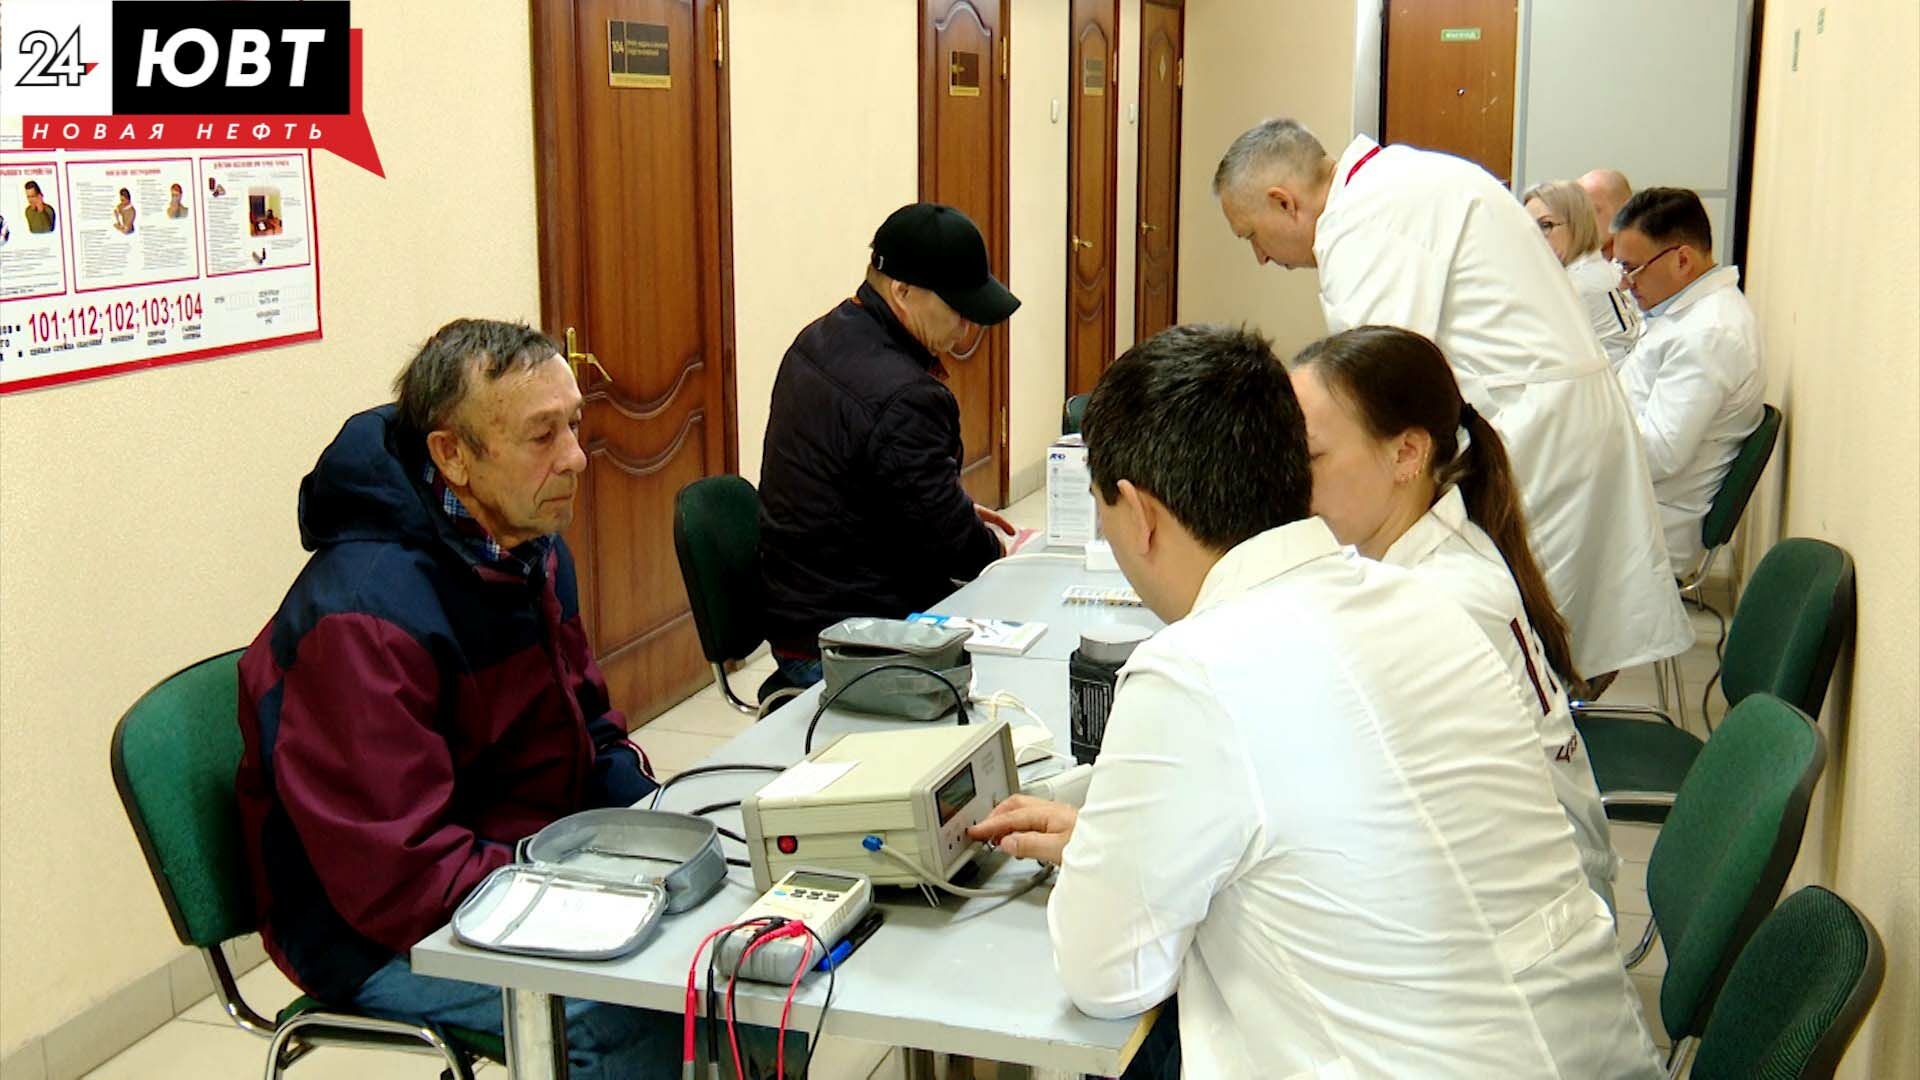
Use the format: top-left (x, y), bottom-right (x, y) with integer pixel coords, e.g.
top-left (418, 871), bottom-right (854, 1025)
top-left (1612, 188), bottom-right (1766, 577)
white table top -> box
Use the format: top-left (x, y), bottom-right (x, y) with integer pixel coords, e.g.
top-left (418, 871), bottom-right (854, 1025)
top-left (413, 643), bottom-right (1156, 1074)
top-left (926, 551), bottom-right (1163, 662)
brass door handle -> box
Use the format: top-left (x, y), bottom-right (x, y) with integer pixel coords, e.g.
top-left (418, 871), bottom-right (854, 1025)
top-left (1071, 235), bottom-right (1095, 251)
top-left (564, 326), bottom-right (613, 385)
top-left (1139, 220), bottom-right (1159, 235)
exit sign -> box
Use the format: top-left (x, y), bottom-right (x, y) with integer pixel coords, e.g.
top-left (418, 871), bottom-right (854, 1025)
top-left (1441, 27), bottom-right (1482, 42)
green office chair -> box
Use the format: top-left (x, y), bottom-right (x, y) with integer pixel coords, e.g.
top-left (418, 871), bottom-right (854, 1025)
top-left (1615, 694), bottom-right (1825, 1077)
top-left (110, 651), bottom-right (502, 1079)
top-left (1654, 404), bottom-right (1783, 725)
top-left (1062, 393), bottom-right (1090, 436)
top-left (673, 475), bottom-right (805, 716)
top-left (1574, 536), bottom-right (1854, 824)
top-left (1690, 886), bottom-right (1886, 1080)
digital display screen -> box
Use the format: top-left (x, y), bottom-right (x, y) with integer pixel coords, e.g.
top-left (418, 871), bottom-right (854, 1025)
top-left (783, 871), bottom-right (856, 893)
top-left (936, 763), bottom-right (977, 826)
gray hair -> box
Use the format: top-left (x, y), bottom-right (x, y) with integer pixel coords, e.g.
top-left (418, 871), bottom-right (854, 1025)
top-left (1212, 118), bottom-right (1329, 197)
top-left (392, 318), bottom-right (562, 449)
top-left (1522, 180), bottom-right (1602, 262)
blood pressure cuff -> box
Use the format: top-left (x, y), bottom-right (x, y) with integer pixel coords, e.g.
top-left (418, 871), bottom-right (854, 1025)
top-left (818, 616), bottom-right (972, 720)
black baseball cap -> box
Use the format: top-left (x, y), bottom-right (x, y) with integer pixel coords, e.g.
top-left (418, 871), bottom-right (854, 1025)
top-left (870, 203), bottom-right (1021, 326)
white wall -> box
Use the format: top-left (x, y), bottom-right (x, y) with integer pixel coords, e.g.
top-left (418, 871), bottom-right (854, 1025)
top-left (1739, 2), bottom-right (1920, 1074)
top-left (1175, 0), bottom-right (1357, 358)
top-left (0, 1), bottom-right (545, 1055)
top-left (1513, 0), bottom-right (1753, 260)
top-left (1008, 0), bottom-right (1072, 500)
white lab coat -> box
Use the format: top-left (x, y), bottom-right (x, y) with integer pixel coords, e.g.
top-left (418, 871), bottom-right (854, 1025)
top-left (1314, 136), bottom-right (1693, 674)
top-left (1382, 487), bottom-right (1620, 911)
top-left (1618, 264), bottom-right (1766, 576)
top-left (1566, 250), bottom-right (1643, 370)
top-left (1048, 519), bottom-right (1661, 1080)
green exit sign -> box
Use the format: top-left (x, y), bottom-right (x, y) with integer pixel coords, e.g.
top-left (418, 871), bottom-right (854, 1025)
top-left (1441, 27), bottom-right (1482, 42)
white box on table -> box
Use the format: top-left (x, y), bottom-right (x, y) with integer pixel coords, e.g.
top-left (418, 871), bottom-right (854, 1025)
top-left (1047, 435), bottom-right (1098, 548)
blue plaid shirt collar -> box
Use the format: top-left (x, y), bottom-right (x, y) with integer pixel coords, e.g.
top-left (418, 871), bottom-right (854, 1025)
top-left (424, 462), bottom-right (549, 577)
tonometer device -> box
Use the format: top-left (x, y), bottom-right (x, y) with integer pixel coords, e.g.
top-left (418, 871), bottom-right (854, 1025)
top-left (715, 867), bottom-right (874, 983)
top-left (741, 719), bottom-right (1018, 893)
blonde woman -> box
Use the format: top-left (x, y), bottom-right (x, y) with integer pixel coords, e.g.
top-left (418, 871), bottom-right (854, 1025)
top-left (1525, 180), bottom-right (1641, 368)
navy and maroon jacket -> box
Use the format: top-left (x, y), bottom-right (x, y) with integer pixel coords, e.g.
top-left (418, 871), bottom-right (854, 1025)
top-left (235, 404), bottom-right (654, 1003)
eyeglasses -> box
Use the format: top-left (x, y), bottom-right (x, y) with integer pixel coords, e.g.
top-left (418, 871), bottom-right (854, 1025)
top-left (1614, 245), bottom-right (1680, 284)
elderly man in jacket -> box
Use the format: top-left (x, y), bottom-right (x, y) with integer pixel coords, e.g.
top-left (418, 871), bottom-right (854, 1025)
top-left (759, 202), bottom-right (1025, 688)
top-left (235, 319), bottom-right (676, 1078)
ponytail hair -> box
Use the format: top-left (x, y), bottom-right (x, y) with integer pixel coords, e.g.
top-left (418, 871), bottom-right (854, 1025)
top-left (1291, 326), bottom-right (1583, 692)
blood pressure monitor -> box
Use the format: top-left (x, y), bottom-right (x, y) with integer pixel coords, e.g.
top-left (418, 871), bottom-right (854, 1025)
top-left (740, 719), bottom-right (1018, 892)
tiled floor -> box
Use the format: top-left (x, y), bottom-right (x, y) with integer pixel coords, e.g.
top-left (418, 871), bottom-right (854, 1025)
top-left (85, 490), bottom-right (1730, 1078)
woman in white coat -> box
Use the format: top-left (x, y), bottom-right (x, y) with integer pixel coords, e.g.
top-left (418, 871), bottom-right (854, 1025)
top-left (1290, 325), bottom-right (1619, 911)
top-left (1524, 180), bottom-right (1642, 370)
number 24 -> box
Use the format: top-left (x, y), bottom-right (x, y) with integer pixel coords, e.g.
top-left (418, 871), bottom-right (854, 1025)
top-left (17, 28), bottom-right (86, 88)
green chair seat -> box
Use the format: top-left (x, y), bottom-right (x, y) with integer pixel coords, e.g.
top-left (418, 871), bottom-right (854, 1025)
top-left (1063, 393), bottom-right (1090, 436)
top-left (1575, 537), bottom-right (1854, 822)
top-left (1647, 694), bottom-right (1826, 1049)
top-left (1577, 715), bottom-right (1704, 823)
top-left (1690, 886), bottom-right (1886, 1079)
top-left (111, 651), bottom-right (490, 1077)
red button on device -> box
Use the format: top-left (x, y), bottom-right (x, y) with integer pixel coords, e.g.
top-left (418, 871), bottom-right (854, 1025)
top-left (776, 835), bottom-right (798, 854)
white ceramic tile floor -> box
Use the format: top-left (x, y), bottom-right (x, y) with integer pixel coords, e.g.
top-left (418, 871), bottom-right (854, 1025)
top-left (89, 492), bottom-right (1729, 1077)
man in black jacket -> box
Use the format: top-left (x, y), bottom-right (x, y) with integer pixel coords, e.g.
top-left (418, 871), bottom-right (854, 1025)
top-left (760, 202), bottom-right (1025, 686)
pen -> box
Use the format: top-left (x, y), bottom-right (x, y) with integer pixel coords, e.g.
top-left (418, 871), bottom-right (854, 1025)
top-left (815, 909), bottom-right (886, 971)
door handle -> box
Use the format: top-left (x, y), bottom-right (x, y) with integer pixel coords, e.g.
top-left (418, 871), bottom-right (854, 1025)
top-left (564, 326), bottom-right (613, 385)
top-left (1139, 221), bottom-right (1158, 235)
top-left (1071, 235), bottom-right (1095, 251)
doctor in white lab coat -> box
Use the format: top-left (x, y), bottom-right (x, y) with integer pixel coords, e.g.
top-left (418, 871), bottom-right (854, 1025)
top-left (1611, 187), bottom-right (1766, 576)
top-left (1211, 118), bottom-right (1691, 678)
top-left (1524, 179), bottom-right (1643, 369)
top-left (971, 325), bottom-right (1661, 1080)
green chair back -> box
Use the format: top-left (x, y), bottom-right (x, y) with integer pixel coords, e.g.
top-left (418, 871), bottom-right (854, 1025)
top-left (1701, 404), bottom-right (1781, 551)
top-left (1691, 886), bottom-right (1885, 1080)
top-left (673, 475), bottom-right (768, 666)
top-left (1648, 694), bottom-right (1826, 1042)
top-left (1722, 538), bottom-right (1856, 715)
top-left (1063, 393), bottom-right (1090, 436)
top-left (110, 650), bottom-right (254, 949)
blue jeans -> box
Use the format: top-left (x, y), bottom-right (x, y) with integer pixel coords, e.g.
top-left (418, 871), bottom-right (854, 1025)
top-left (775, 656), bottom-right (823, 689)
top-left (350, 957), bottom-right (676, 1079)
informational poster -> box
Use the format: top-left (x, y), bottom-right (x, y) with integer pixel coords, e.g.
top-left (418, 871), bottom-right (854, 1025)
top-left (0, 148), bottom-right (321, 394)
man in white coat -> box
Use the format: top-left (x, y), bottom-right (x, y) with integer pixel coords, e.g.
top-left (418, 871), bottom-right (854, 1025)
top-left (969, 324), bottom-right (1660, 1080)
top-left (1211, 118), bottom-right (1691, 680)
top-left (1612, 187), bottom-right (1766, 576)
top-left (1580, 168), bottom-right (1634, 262)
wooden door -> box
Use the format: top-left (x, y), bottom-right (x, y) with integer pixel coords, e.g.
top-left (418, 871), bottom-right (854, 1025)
top-left (1066, 0), bottom-right (1118, 398)
top-left (1134, 0), bottom-right (1182, 343)
top-left (1382, 0), bottom-right (1518, 184)
top-left (919, 0), bottom-right (1011, 508)
top-left (531, 0), bottom-right (737, 722)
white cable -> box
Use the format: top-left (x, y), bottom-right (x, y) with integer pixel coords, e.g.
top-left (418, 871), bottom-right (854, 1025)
top-left (974, 690), bottom-right (1043, 727)
top-left (866, 838), bottom-right (1054, 900)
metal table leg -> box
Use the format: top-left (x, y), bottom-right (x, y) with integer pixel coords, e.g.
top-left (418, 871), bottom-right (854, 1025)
top-left (904, 1048), bottom-right (939, 1080)
top-left (502, 987), bottom-right (568, 1079)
